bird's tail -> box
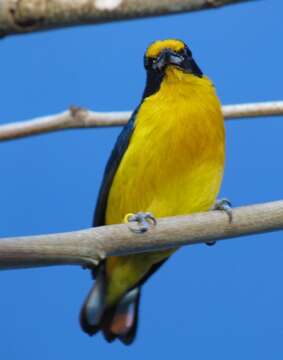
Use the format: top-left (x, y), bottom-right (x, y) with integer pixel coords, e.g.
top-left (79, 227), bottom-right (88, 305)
top-left (80, 264), bottom-right (141, 345)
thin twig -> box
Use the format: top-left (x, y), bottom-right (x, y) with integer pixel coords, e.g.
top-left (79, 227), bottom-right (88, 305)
top-left (0, 101), bottom-right (282, 142)
top-left (0, 199), bottom-right (282, 270)
top-left (0, 0), bottom-right (252, 38)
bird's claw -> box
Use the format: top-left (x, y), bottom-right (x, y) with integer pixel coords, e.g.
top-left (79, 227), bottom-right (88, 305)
top-left (213, 198), bottom-right (233, 223)
top-left (124, 212), bottom-right (157, 233)
top-left (206, 240), bottom-right (216, 246)
top-left (206, 198), bottom-right (232, 247)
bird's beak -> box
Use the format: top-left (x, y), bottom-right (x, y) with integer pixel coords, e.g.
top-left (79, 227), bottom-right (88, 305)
top-left (154, 49), bottom-right (184, 70)
top-left (153, 49), bottom-right (202, 77)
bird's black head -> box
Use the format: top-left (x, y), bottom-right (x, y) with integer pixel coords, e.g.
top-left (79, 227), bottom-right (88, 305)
top-left (142, 39), bottom-right (203, 99)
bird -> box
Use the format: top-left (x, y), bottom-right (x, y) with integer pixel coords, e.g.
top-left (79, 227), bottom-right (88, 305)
top-left (80, 39), bottom-right (226, 345)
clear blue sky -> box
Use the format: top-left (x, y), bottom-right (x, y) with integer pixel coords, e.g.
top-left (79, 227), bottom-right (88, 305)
top-left (1, 1), bottom-right (283, 358)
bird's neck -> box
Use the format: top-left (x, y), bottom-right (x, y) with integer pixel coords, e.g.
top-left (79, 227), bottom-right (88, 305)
top-left (161, 66), bottom-right (214, 97)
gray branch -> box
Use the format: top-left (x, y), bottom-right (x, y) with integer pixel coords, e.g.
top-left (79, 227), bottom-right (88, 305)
top-left (1, 101), bottom-right (283, 142)
top-left (0, 0), bottom-right (252, 38)
top-left (0, 200), bottom-right (282, 270)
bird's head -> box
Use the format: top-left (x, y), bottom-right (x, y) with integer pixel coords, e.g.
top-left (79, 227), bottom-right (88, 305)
top-left (143, 39), bottom-right (203, 98)
top-left (145, 39), bottom-right (202, 77)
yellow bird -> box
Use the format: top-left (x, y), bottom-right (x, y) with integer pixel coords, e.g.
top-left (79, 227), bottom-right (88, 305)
top-left (80, 39), bottom-right (225, 344)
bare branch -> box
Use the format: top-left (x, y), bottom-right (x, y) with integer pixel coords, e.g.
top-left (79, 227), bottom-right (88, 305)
top-left (222, 101), bottom-right (283, 119)
top-left (0, 107), bottom-right (132, 141)
top-left (1, 101), bottom-right (282, 142)
top-left (0, 0), bottom-right (252, 38)
top-left (0, 199), bottom-right (282, 271)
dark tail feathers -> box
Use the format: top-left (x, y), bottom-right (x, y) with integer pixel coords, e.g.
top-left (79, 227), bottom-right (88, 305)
top-left (80, 266), bottom-right (141, 345)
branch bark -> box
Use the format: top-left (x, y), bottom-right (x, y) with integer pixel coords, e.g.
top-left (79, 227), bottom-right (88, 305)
top-left (1, 101), bottom-right (283, 142)
top-left (0, 0), bottom-right (252, 38)
top-left (0, 199), bottom-right (282, 270)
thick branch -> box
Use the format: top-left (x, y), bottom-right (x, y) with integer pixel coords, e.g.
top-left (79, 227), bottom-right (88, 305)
top-left (0, 0), bottom-right (251, 38)
top-left (0, 200), bottom-right (282, 270)
top-left (1, 101), bottom-right (282, 142)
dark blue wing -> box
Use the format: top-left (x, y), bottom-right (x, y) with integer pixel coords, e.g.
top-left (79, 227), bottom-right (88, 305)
top-left (93, 109), bottom-right (139, 226)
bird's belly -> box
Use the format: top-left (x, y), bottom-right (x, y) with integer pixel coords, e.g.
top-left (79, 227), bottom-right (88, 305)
top-left (106, 134), bottom-right (224, 223)
top-left (107, 165), bottom-right (223, 226)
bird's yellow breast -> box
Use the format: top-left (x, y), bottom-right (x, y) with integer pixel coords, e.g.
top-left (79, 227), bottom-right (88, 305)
top-left (106, 67), bottom-right (225, 224)
top-left (104, 67), bottom-right (225, 304)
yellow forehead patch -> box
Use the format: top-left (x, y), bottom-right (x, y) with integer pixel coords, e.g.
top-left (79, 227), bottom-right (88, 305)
top-left (146, 39), bottom-right (185, 58)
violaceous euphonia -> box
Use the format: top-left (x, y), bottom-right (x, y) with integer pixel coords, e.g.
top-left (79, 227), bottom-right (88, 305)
top-left (80, 39), bottom-right (225, 345)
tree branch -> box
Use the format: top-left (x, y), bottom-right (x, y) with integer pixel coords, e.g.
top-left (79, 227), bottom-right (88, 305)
top-left (0, 0), bottom-right (252, 38)
top-left (1, 101), bottom-right (282, 142)
top-left (0, 199), bottom-right (282, 270)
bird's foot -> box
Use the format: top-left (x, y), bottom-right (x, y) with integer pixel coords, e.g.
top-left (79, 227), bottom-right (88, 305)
top-left (206, 198), bottom-right (233, 246)
top-left (212, 198), bottom-right (233, 223)
top-left (124, 212), bottom-right (157, 233)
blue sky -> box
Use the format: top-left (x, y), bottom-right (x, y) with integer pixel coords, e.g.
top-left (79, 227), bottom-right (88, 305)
top-left (1, 0), bottom-right (283, 358)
